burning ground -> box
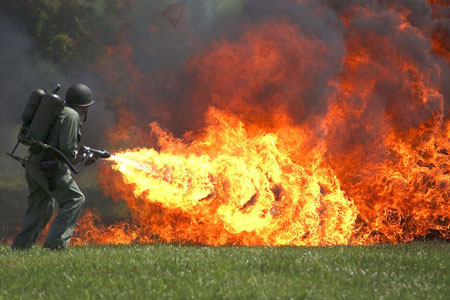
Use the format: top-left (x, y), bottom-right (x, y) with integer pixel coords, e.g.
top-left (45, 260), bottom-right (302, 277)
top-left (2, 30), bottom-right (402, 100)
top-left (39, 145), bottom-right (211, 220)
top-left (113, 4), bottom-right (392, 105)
top-left (19, 0), bottom-right (450, 246)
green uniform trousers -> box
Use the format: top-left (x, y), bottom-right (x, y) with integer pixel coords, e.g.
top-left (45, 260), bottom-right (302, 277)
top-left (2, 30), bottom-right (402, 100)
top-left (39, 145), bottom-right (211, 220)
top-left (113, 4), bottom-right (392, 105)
top-left (11, 160), bottom-right (85, 250)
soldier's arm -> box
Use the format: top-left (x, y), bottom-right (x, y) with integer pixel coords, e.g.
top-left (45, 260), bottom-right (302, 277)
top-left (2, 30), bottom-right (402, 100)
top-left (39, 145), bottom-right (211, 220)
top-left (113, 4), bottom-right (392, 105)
top-left (58, 114), bottom-right (81, 162)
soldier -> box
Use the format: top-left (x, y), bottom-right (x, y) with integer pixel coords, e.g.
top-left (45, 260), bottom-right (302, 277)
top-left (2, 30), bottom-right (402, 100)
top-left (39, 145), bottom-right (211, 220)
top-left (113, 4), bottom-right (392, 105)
top-left (11, 84), bottom-right (95, 250)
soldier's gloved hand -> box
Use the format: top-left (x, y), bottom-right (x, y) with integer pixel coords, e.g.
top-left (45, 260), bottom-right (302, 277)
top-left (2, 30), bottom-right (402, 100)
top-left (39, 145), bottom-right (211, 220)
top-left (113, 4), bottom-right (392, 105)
top-left (84, 156), bottom-right (96, 167)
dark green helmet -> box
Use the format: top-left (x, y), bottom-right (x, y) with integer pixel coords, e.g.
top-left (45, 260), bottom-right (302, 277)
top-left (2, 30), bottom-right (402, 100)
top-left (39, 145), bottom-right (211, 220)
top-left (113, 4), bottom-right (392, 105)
top-left (65, 84), bottom-right (95, 107)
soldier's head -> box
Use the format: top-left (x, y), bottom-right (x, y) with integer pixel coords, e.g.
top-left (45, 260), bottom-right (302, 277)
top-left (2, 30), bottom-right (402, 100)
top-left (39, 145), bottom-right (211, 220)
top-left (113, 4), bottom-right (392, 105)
top-left (65, 84), bottom-right (95, 120)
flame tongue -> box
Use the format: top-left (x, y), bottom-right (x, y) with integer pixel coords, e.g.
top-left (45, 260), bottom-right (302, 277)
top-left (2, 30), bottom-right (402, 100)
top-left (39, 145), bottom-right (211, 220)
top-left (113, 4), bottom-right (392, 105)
top-left (107, 108), bottom-right (357, 246)
top-left (111, 150), bottom-right (215, 210)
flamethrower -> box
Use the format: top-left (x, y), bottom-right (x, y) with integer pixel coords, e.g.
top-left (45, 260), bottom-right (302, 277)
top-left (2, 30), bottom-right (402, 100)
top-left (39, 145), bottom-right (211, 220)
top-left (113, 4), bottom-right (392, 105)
top-left (8, 141), bottom-right (111, 174)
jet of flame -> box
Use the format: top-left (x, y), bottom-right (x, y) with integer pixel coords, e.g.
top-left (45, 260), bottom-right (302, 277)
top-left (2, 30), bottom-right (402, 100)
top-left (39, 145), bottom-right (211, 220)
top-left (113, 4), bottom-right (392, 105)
top-left (104, 108), bottom-right (356, 246)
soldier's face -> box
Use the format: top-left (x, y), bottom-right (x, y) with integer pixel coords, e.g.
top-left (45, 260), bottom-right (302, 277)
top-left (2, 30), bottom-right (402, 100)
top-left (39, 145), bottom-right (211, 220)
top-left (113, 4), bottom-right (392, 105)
top-left (79, 106), bottom-right (89, 116)
top-left (73, 106), bottom-right (89, 122)
top-left (81, 106), bottom-right (89, 122)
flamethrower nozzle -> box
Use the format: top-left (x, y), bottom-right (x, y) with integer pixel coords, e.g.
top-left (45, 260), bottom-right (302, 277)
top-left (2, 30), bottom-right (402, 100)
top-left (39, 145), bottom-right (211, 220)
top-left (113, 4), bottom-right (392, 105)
top-left (99, 150), bottom-right (111, 159)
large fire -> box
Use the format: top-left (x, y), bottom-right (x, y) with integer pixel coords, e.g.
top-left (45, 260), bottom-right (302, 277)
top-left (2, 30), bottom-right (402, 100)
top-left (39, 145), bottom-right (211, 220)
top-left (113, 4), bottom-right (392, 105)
top-left (72, 0), bottom-right (450, 246)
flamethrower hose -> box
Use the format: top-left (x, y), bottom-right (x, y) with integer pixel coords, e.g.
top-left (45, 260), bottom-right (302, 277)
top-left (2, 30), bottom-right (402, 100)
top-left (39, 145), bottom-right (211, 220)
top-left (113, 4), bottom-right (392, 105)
top-left (7, 138), bottom-right (110, 173)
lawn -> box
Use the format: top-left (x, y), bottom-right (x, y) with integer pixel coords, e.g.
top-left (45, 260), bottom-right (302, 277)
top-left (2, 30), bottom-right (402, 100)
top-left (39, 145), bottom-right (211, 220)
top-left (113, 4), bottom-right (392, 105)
top-left (1, 241), bottom-right (449, 299)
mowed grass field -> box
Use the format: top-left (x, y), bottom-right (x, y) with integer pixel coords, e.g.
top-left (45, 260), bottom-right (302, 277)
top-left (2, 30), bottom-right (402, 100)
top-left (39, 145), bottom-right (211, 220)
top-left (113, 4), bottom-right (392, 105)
top-left (1, 242), bottom-right (450, 299)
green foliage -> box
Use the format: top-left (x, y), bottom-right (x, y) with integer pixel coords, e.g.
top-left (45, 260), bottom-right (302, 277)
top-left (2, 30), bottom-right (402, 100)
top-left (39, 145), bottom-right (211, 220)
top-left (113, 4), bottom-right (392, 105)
top-left (33, 0), bottom-right (104, 67)
top-left (1, 242), bottom-right (450, 299)
top-left (0, 0), bottom-right (123, 69)
top-left (46, 32), bottom-right (74, 63)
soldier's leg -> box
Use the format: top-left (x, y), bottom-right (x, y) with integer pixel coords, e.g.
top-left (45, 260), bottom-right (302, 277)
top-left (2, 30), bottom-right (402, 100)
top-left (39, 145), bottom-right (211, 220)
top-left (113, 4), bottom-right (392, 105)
top-left (44, 171), bottom-right (85, 249)
top-left (11, 164), bottom-right (55, 250)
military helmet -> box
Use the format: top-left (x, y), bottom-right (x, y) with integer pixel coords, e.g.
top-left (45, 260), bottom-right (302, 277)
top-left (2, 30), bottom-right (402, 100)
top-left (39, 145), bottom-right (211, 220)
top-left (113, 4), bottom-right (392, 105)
top-left (65, 84), bottom-right (95, 107)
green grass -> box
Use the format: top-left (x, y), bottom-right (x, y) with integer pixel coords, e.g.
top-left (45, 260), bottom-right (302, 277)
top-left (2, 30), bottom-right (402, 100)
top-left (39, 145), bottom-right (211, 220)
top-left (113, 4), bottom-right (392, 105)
top-left (1, 242), bottom-right (450, 299)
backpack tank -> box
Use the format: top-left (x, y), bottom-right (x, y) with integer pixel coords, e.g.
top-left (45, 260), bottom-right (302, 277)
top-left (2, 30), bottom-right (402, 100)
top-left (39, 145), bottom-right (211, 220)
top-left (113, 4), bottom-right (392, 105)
top-left (25, 91), bottom-right (65, 143)
top-left (18, 89), bottom-right (46, 144)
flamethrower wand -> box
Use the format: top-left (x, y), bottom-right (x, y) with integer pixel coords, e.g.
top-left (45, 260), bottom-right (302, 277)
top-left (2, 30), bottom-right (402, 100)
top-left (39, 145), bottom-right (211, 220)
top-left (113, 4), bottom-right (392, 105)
top-left (43, 144), bottom-right (111, 174)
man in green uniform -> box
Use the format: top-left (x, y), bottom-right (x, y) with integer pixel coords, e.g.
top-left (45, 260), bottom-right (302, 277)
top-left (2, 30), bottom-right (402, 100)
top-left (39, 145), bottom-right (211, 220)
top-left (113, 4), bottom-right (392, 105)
top-left (11, 84), bottom-right (95, 250)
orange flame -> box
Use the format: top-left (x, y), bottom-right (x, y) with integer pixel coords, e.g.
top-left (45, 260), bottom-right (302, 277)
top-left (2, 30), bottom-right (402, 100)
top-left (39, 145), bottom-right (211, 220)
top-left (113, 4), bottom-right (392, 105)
top-left (103, 108), bottom-right (356, 246)
top-left (72, 211), bottom-right (139, 245)
top-left (72, 4), bottom-right (449, 246)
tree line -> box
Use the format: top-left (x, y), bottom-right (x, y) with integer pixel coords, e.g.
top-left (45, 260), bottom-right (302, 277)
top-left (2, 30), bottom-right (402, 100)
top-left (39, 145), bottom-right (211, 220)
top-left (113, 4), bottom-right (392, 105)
top-left (0, 0), bottom-right (133, 69)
